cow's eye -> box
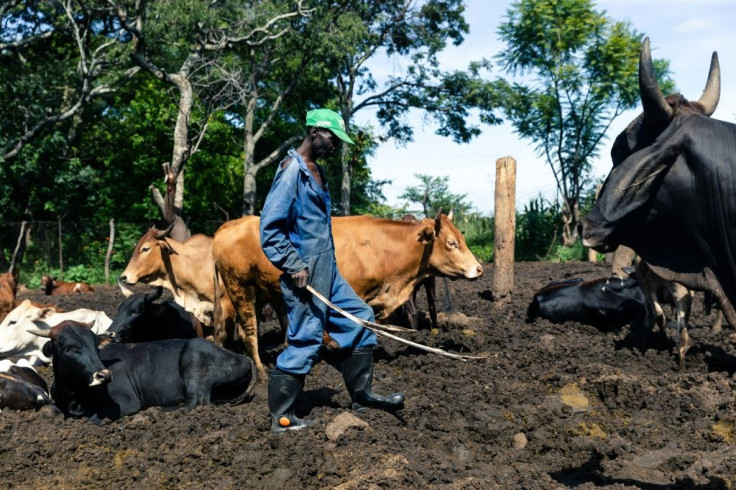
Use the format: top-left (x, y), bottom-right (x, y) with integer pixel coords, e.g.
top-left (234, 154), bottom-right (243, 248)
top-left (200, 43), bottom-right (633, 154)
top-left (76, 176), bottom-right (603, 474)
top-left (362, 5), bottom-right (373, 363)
top-left (446, 238), bottom-right (458, 249)
top-left (141, 246), bottom-right (150, 252)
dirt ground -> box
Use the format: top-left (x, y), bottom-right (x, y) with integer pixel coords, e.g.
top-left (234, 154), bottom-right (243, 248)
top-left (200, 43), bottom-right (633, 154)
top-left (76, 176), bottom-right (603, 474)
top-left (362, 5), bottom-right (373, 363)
top-left (2, 261), bottom-right (735, 489)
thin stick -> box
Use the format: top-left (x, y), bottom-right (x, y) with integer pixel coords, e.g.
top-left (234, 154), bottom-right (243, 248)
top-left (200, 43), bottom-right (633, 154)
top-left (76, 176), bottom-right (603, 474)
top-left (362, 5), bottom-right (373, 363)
top-left (307, 285), bottom-right (488, 361)
top-left (307, 285), bottom-right (412, 333)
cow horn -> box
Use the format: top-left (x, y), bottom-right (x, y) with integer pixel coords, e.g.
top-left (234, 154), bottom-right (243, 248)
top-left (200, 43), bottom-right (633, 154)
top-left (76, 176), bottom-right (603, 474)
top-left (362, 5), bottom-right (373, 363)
top-left (434, 208), bottom-right (444, 236)
top-left (145, 286), bottom-right (163, 303)
top-left (639, 37), bottom-right (674, 123)
top-left (153, 222), bottom-right (175, 240)
top-left (697, 51), bottom-right (720, 116)
top-left (447, 208), bottom-right (454, 221)
top-left (27, 328), bottom-right (52, 338)
top-left (116, 277), bottom-right (134, 298)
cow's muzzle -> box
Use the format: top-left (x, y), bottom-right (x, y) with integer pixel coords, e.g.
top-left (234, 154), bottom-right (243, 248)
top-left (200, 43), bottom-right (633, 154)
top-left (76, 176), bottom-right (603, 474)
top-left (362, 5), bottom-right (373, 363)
top-left (578, 219), bottom-right (616, 252)
top-left (90, 369), bottom-right (112, 386)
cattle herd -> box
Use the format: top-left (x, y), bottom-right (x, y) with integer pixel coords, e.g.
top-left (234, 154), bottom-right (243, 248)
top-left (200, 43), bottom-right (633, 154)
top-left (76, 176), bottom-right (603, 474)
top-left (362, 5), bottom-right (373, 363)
top-left (0, 38), bottom-right (734, 485)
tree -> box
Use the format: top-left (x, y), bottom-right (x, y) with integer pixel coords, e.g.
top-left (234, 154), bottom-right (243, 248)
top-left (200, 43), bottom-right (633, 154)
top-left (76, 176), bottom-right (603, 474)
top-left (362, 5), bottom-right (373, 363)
top-left (110, 0), bottom-right (311, 237)
top-left (323, 0), bottom-right (504, 215)
top-left (496, 0), bottom-right (674, 245)
top-left (399, 174), bottom-right (471, 218)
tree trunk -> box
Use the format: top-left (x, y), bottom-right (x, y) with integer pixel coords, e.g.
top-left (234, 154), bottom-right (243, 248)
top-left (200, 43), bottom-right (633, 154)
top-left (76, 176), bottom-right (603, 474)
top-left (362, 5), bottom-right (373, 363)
top-left (340, 143), bottom-right (351, 216)
top-left (242, 166), bottom-right (258, 217)
top-left (9, 220), bottom-right (29, 275)
top-left (58, 215), bottom-right (64, 280)
top-left (105, 218), bottom-right (115, 283)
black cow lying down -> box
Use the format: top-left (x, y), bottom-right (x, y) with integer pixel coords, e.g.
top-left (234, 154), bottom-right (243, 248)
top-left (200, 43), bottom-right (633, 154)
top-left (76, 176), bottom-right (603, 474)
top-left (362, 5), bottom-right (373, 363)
top-left (108, 281), bottom-right (203, 343)
top-left (527, 276), bottom-right (654, 331)
top-left (0, 358), bottom-right (50, 411)
top-left (31, 320), bottom-right (257, 422)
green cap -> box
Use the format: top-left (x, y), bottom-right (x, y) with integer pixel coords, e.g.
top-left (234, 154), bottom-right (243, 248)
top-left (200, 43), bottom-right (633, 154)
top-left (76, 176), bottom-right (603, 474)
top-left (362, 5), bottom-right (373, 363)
top-left (306, 108), bottom-right (354, 145)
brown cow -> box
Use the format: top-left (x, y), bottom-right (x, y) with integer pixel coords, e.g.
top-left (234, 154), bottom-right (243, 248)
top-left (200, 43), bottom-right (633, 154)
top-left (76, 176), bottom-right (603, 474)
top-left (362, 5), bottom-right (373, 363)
top-left (213, 213), bottom-right (483, 379)
top-left (118, 226), bottom-right (245, 343)
top-left (40, 275), bottom-right (94, 295)
top-left (0, 272), bottom-right (18, 323)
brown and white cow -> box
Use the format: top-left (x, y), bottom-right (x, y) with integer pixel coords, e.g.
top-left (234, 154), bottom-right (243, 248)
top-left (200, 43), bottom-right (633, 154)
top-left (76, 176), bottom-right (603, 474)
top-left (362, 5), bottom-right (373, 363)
top-left (40, 275), bottom-right (94, 295)
top-left (0, 271), bottom-right (18, 323)
top-left (213, 213), bottom-right (483, 379)
top-left (118, 226), bottom-right (238, 341)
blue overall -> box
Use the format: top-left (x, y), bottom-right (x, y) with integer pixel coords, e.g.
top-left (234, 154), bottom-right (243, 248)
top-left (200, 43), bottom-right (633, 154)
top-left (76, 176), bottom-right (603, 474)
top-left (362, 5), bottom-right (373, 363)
top-left (260, 149), bottom-right (377, 375)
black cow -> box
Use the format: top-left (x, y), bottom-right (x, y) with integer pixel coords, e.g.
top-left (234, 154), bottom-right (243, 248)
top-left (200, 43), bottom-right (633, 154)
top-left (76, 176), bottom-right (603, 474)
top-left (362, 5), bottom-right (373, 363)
top-left (527, 276), bottom-right (653, 331)
top-left (579, 37), bottom-right (736, 329)
top-left (31, 320), bottom-right (256, 422)
top-left (0, 359), bottom-right (50, 411)
top-left (108, 280), bottom-right (203, 343)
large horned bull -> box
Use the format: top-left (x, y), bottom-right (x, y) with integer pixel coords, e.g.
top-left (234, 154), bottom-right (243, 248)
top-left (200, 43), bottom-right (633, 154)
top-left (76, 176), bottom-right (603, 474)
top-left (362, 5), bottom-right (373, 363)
top-left (579, 37), bottom-right (736, 329)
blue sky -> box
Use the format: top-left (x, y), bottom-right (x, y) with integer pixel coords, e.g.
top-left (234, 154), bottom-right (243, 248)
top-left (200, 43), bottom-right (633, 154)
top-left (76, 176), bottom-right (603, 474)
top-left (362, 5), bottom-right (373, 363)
top-left (354, 0), bottom-right (736, 214)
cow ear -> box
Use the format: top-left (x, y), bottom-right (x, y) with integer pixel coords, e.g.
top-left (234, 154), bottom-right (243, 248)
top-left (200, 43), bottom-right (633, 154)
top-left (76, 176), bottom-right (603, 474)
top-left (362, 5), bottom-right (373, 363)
top-left (42, 340), bottom-right (57, 358)
top-left (82, 320), bottom-right (96, 331)
top-left (417, 226), bottom-right (435, 244)
top-left (159, 239), bottom-right (178, 256)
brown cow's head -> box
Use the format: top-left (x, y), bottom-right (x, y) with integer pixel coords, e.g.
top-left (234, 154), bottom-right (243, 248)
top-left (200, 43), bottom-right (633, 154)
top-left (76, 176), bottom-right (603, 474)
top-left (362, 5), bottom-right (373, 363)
top-left (580, 37), bottom-right (720, 252)
top-left (119, 224), bottom-right (177, 285)
top-left (422, 211), bottom-right (483, 280)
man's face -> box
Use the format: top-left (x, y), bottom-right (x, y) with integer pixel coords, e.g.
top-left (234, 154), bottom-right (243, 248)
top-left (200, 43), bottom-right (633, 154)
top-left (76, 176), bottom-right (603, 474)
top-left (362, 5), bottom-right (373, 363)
top-left (312, 128), bottom-right (339, 159)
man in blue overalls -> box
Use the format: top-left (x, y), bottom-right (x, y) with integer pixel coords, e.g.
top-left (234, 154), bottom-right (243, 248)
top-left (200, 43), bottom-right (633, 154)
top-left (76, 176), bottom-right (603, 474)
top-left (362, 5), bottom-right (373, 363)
top-left (260, 108), bottom-right (405, 433)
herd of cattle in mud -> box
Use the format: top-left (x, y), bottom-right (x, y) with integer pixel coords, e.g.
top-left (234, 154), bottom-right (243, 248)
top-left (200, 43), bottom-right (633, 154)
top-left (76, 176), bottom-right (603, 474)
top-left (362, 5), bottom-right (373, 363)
top-left (1, 38), bottom-right (735, 427)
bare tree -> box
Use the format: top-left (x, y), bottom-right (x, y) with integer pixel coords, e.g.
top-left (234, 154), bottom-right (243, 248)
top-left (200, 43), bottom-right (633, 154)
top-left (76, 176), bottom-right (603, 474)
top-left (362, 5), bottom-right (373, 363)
top-left (109, 0), bottom-right (311, 236)
top-left (1, 0), bottom-right (136, 162)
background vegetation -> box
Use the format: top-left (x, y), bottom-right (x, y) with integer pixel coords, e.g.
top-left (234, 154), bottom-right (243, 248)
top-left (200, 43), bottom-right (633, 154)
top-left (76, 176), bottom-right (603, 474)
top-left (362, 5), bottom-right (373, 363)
top-left (0, 0), bottom-right (667, 285)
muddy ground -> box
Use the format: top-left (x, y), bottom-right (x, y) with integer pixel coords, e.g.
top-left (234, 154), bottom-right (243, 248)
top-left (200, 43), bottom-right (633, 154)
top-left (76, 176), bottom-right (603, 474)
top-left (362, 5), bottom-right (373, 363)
top-left (2, 261), bottom-right (735, 489)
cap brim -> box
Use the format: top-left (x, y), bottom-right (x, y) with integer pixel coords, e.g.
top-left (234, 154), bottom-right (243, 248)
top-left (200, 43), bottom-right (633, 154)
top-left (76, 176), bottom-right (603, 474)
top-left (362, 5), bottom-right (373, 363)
top-left (331, 128), bottom-right (354, 145)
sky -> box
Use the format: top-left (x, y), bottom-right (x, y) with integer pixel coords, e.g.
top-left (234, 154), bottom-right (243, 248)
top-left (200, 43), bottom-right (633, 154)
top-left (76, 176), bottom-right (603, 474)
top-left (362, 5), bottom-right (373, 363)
top-left (353, 0), bottom-right (736, 215)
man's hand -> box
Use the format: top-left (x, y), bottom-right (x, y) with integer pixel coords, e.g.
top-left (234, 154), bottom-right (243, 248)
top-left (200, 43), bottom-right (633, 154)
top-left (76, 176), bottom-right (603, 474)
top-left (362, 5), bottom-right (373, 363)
top-left (291, 268), bottom-right (308, 288)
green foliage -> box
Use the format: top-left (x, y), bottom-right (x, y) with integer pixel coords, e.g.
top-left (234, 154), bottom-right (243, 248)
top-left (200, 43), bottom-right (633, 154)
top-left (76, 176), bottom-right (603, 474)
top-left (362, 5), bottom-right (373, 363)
top-left (515, 197), bottom-right (562, 261)
top-left (458, 214), bottom-right (494, 262)
top-left (546, 242), bottom-right (588, 262)
top-left (399, 174), bottom-right (472, 218)
top-left (496, 0), bottom-right (673, 242)
top-left (19, 221), bottom-right (149, 288)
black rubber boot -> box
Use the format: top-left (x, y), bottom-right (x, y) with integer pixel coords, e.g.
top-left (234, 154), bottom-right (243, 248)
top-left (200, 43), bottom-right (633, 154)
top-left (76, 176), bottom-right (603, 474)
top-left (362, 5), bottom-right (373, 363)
top-left (342, 347), bottom-right (405, 412)
top-left (268, 369), bottom-right (314, 433)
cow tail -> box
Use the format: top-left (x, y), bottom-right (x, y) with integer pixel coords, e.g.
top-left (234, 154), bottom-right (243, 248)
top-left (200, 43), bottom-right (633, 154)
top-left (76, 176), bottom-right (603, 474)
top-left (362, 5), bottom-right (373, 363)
top-left (213, 265), bottom-right (226, 347)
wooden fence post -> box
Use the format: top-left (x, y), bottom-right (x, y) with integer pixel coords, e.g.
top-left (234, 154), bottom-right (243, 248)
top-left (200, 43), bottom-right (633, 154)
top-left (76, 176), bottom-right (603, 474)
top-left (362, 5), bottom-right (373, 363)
top-left (491, 156), bottom-right (516, 301)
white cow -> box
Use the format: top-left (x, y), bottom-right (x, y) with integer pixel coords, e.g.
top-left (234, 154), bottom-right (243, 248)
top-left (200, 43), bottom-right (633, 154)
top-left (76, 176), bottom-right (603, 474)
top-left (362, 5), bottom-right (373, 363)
top-left (0, 299), bottom-right (112, 365)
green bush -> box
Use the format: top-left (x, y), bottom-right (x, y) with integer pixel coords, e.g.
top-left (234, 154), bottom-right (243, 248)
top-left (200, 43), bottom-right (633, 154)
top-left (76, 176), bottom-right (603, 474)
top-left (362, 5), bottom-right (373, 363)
top-left (545, 242), bottom-right (587, 262)
top-left (515, 197), bottom-right (561, 261)
top-left (18, 221), bottom-right (149, 287)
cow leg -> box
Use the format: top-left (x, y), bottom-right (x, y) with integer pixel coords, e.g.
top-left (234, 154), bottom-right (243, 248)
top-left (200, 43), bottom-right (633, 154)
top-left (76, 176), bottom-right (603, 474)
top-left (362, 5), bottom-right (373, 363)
top-left (651, 299), bottom-right (668, 343)
top-left (672, 286), bottom-right (693, 371)
top-left (239, 287), bottom-right (265, 381)
top-left (213, 274), bottom-right (239, 349)
top-left (712, 310), bottom-right (724, 334)
top-left (222, 277), bottom-right (266, 381)
top-left (425, 277), bottom-right (438, 331)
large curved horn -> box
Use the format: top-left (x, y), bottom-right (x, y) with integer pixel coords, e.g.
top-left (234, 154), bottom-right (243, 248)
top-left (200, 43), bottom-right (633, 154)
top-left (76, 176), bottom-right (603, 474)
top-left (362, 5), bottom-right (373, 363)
top-left (639, 37), bottom-right (674, 123)
top-left (697, 51), bottom-right (720, 116)
top-left (153, 222), bottom-right (175, 240)
top-left (27, 328), bottom-right (52, 338)
top-left (116, 277), bottom-right (134, 298)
